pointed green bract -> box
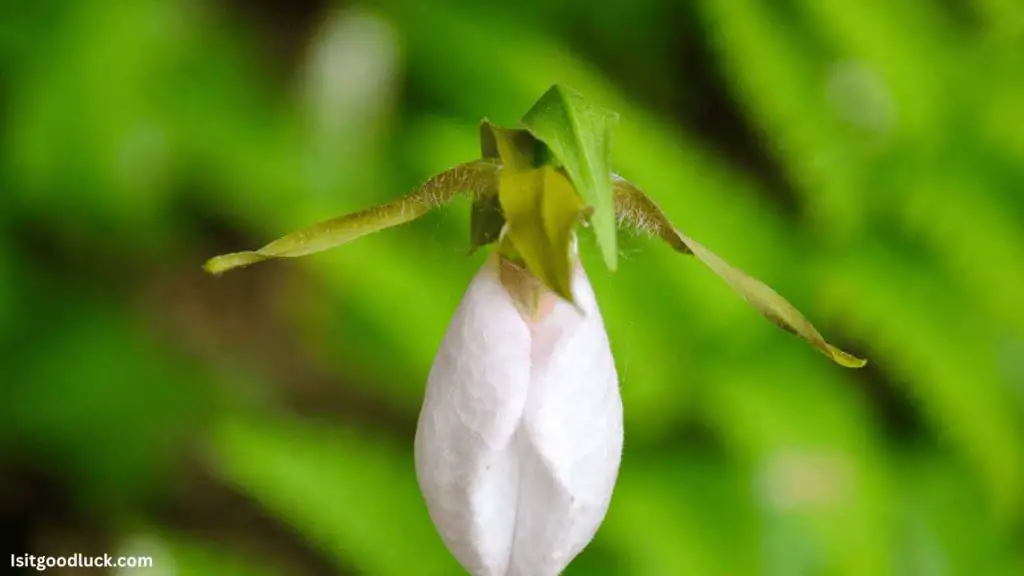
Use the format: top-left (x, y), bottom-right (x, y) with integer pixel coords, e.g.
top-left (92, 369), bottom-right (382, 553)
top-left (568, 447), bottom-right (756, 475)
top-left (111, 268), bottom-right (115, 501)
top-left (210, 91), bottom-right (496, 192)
top-left (520, 85), bottom-right (620, 271)
top-left (612, 176), bottom-right (866, 368)
top-left (203, 159), bottom-right (500, 275)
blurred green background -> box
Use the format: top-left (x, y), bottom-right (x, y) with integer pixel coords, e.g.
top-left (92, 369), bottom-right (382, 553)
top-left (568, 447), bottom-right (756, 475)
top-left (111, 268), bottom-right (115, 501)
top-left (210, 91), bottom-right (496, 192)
top-left (1, 0), bottom-right (1022, 574)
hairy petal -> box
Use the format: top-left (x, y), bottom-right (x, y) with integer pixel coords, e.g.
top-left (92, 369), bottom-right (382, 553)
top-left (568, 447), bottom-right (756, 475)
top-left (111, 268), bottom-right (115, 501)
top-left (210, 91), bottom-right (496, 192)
top-left (612, 175), bottom-right (866, 368)
top-left (203, 159), bottom-right (500, 275)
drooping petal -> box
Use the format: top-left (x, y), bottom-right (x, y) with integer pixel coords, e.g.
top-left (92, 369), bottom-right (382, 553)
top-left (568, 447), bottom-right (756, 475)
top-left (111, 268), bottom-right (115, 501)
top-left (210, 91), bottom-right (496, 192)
top-left (415, 253), bottom-right (623, 576)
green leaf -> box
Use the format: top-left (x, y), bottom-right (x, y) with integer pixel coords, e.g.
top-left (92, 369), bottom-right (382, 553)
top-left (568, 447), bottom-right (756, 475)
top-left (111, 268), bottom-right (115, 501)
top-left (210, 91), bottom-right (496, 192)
top-left (498, 165), bottom-right (584, 304)
top-left (520, 85), bottom-right (620, 271)
top-left (203, 159), bottom-right (500, 275)
top-left (612, 176), bottom-right (866, 368)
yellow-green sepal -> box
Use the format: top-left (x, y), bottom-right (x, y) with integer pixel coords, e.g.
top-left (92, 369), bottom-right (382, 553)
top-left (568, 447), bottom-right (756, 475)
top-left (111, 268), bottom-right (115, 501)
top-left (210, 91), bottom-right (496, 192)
top-left (484, 124), bottom-right (584, 303)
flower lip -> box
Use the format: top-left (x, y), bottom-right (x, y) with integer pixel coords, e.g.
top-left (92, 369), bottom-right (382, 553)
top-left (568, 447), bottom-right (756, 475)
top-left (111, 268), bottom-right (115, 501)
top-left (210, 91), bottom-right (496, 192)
top-left (415, 252), bottom-right (623, 576)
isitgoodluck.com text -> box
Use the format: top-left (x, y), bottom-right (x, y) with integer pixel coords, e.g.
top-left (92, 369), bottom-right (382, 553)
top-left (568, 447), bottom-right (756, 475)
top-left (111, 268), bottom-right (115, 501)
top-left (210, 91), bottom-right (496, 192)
top-left (11, 553), bottom-right (154, 572)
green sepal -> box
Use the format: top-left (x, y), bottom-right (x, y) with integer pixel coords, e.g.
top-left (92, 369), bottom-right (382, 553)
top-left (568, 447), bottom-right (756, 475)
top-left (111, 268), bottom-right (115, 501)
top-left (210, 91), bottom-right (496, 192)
top-left (498, 166), bottom-right (584, 304)
top-left (489, 126), bottom-right (584, 303)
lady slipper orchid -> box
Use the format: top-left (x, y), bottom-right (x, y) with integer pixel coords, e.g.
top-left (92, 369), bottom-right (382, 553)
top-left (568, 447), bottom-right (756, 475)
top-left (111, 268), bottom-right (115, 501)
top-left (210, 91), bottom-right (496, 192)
top-left (203, 85), bottom-right (866, 575)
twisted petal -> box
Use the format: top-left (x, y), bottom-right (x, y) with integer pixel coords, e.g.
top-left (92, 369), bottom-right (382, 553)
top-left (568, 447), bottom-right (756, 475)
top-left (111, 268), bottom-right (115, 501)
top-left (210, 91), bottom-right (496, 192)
top-left (415, 254), bottom-right (622, 576)
top-left (203, 159), bottom-right (500, 275)
top-left (612, 175), bottom-right (866, 368)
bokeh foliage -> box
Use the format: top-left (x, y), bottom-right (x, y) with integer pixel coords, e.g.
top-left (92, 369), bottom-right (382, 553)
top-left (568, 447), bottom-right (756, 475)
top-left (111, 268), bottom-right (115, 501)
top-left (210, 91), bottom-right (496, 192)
top-left (1, 0), bottom-right (1022, 574)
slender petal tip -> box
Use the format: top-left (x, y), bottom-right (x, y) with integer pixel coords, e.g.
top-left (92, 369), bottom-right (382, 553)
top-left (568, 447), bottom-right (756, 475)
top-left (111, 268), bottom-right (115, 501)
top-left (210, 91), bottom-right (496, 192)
top-left (203, 251), bottom-right (266, 276)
